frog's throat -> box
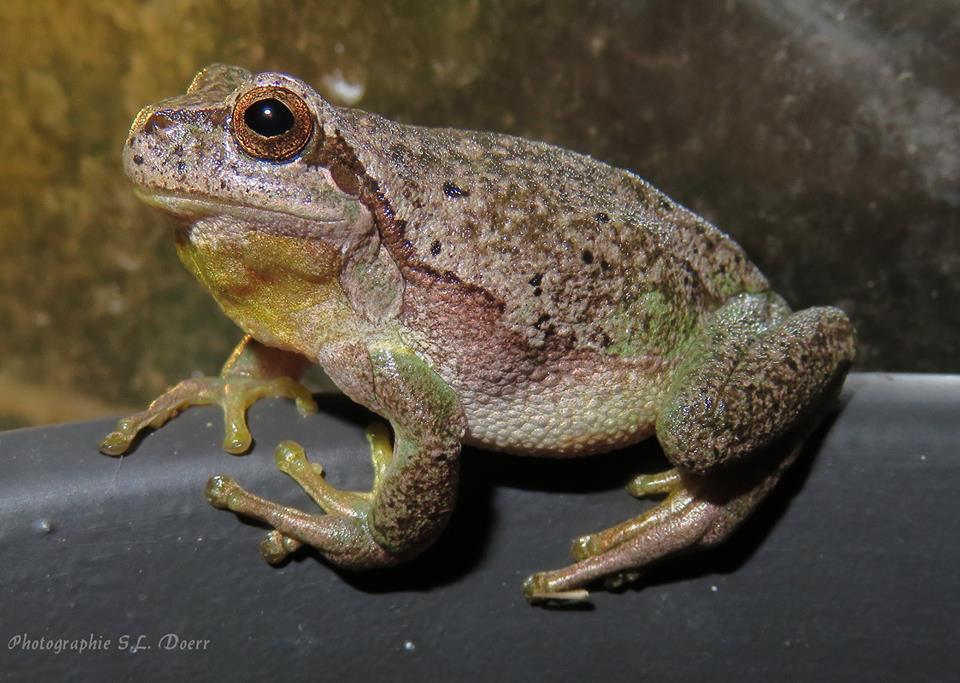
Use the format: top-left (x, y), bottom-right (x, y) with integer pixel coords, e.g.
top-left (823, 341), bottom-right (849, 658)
top-left (174, 225), bottom-right (357, 356)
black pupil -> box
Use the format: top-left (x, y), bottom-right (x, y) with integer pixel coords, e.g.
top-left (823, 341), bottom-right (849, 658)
top-left (244, 98), bottom-right (295, 137)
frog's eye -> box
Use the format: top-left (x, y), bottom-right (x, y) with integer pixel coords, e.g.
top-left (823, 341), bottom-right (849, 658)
top-left (232, 86), bottom-right (314, 162)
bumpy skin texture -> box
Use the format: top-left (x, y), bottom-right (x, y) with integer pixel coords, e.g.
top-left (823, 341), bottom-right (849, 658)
top-left (107, 64), bottom-right (855, 602)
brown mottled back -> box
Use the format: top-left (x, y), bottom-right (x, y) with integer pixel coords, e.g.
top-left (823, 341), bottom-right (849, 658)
top-left (330, 107), bottom-right (769, 357)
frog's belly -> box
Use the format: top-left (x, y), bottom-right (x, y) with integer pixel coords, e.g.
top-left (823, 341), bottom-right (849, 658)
top-left (453, 357), bottom-right (664, 457)
top-left (400, 281), bottom-right (669, 456)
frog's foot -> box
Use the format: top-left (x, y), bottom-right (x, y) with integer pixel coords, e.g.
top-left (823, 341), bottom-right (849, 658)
top-left (525, 450), bottom-right (800, 604)
top-left (569, 467), bottom-right (683, 562)
top-left (524, 481), bottom-right (719, 604)
top-left (206, 425), bottom-right (398, 567)
top-left (99, 375), bottom-right (317, 456)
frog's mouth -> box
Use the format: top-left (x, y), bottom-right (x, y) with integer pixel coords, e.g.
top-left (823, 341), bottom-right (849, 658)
top-left (134, 188), bottom-right (350, 228)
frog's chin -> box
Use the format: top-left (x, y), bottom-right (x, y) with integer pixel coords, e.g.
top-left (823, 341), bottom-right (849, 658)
top-left (132, 188), bottom-right (349, 228)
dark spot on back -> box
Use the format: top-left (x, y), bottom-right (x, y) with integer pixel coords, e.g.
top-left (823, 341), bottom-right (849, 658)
top-left (443, 181), bottom-right (469, 199)
top-left (133, 155), bottom-right (144, 166)
top-left (659, 197), bottom-right (673, 211)
top-left (533, 287), bottom-right (542, 297)
top-left (176, 161), bottom-right (186, 173)
top-left (430, 240), bottom-right (442, 256)
top-left (600, 259), bottom-right (610, 271)
top-left (534, 314), bottom-right (551, 330)
top-left (529, 273), bottom-right (543, 287)
top-left (581, 250), bottom-right (594, 264)
top-left (595, 212), bottom-right (610, 223)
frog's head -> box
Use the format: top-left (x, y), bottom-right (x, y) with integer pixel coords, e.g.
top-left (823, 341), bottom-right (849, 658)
top-left (124, 65), bottom-right (394, 351)
top-left (124, 64), bottom-right (366, 237)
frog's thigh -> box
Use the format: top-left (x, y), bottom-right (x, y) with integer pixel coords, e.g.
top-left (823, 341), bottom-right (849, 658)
top-left (658, 300), bottom-right (855, 474)
top-left (365, 350), bottom-right (466, 554)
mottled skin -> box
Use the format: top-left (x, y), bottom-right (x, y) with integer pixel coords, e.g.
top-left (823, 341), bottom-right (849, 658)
top-left (102, 65), bottom-right (855, 602)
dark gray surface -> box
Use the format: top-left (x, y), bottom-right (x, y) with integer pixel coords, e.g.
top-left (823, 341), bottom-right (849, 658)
top-left (0, 373), bottom-right (957, 681)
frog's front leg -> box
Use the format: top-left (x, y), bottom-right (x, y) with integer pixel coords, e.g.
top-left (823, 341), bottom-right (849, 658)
top-left (100, 335), bottom-right (317, 455)
top-left (525, 294), bottom-right (855, 602)
top-left (205, 349), bottom-right (466, 569)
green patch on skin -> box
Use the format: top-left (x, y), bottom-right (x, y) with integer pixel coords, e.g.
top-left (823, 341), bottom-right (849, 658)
top-left (604, 313), bottom-right (640, 357)
top-left (371, 347), bottom-right (458, 411)
top-left (605, 291), bottom-right (694, 358)
top-left (711, 271), bottom-right (766, 300)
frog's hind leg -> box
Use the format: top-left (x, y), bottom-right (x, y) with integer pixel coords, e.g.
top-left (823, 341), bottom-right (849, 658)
top-left (523, 447), bottom-right (800, 603)
top-left (526, 294), bottom-right (854, 603)
top-left (204, 350), bottom-right (466, 573)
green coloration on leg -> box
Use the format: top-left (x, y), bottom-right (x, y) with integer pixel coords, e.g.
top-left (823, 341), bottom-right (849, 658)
top-left (99, 335), bottom-right (316, 455)
top-left (570, 469), bottom-right (684, 562)
top-left (626, 468), bottom-right (681, 498)
top-left (275, 440), bottom-right (371, 517)
top-left (204, 347), bottom-right (466, 569)
top-left (366, 349), bottom-right (465, 553)
top-left (366, 421), bottom-right (394, 486)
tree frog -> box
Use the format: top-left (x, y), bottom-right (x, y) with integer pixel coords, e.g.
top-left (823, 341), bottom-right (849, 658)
top-left (101, 65), bottom-right (855, 603)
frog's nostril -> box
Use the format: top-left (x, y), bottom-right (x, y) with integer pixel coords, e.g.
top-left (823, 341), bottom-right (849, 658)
top-left (129, 106), bottom-right (157, 138)
top-left (244, 98), bottom-right (295, 137)
top-left (142, 111), bottom-right (174, 135)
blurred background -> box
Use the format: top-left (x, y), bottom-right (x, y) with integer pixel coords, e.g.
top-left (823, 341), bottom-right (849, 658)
top-left (1, 0), bottom-right (957, 429)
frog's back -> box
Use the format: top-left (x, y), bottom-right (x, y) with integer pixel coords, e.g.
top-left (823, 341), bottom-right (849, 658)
top-left (332, 107), bottom-right (769, 359)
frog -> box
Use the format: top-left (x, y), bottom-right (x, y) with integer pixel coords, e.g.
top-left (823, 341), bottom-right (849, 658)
top-left (101, 64), bottom-right (855, 603)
